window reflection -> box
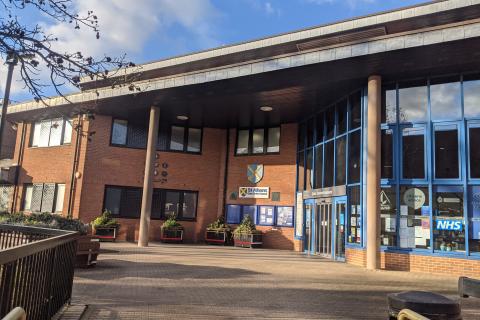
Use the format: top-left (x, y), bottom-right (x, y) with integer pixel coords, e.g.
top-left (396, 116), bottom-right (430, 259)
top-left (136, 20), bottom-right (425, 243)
top-left (469, 186), bottom-right (480, 253)
top-left (434, 125), bottom-right (459, 179)
top-left (336, 99), bottom-right (347, 135)
top-left (402, 127), bottom-right (425, 179)
top-left (314, 145), bottom-right (323, 189)
top-left (348, 131), bottom-right (360, 184)
top-left (381, 129), bottom-right (394, 179)
top-left (382, 87), bottom-right (396, 123)
top-left (326, 107), bottom-right (335, 139)
top-left (324, 141), bottom-right (334, 187)
top-left (335, 136), bottom-right (346, 186)
top-left (350, 91), bottom-right (362, 129)
top-left (430, 80), bottom-right (462, 121)
top-left (469, 125), bottom-right (480, 178)
top-left (463, 77), bottom-right (480, 119)
top-left (398, 83), bottom-right (428, 123)
top-left (306, 149), bottom-right (314, 191)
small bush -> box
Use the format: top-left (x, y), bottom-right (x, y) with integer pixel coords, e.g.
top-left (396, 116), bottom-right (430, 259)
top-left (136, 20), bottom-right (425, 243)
top-left (233, 215), bottom-right (261, 235)
top-left (161, 215), bottom-right (183, 230)
top-left (206, 217), bottom-right (230, 232)
top-left (0, 212), bottom-right (88, 235)
top-left (91, 210), bottom-right (119, 228)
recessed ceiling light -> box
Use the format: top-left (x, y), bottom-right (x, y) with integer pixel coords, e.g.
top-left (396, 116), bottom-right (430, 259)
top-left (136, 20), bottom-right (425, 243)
top-left (260, 106), bottom-right (273, 112)
top-left (177, 115), bottom-right (189, 120)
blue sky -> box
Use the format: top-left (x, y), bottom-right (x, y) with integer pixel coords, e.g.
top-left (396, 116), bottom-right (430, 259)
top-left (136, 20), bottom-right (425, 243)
top-left (2, 0), bottom-right (426, 102)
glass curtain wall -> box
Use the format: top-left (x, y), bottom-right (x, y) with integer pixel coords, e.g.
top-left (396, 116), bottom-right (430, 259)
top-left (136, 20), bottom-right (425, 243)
top-left (297, 90), bottom-right (364, 245)
top-left (381, 74), bottom-right (480, 256)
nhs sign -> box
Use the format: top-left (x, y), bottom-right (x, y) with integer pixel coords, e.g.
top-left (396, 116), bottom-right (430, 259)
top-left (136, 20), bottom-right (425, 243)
top-left (436, 220), bottom-right (463, 231)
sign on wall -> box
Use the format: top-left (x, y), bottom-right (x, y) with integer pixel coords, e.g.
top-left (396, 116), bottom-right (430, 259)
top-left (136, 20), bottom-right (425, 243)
top-left (403, 188), bottom-right (426, 210)
top-left (435, 219), bottom-right (463, 231)
top-left (238, 187), bottom-right (269, 199)
top-left (247, 164), bottom-right (264, 184)
top-left (295, 192), bottom-right (303, 237)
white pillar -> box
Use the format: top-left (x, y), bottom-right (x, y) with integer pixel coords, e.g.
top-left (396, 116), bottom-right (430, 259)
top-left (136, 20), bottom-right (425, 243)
top-left (138, 106), bottom-right (160, 247)
top-left (366, 75), bottom-right (381, 270)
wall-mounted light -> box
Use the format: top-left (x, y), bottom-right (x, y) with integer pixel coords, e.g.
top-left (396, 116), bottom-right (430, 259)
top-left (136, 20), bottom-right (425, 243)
top-left (177, 115), bottom-right (189, 120)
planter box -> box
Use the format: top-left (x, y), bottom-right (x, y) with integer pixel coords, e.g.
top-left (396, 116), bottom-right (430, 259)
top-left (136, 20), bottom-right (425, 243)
top-left (160, 228), bottom-right (183, 243)
top-left (76, 235), bottom-right (100, 268)
top-left (93, 226), bottom-right (118, 242)
top-left (234, 233), bottom-right (263, 248)
top-left (205, 230), bottom-right (232, 245)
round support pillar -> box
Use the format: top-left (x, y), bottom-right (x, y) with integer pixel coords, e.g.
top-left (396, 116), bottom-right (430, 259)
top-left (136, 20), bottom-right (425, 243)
top-left (366, 75), bottom-right (381, 270)
top-left (138, 106), bottom-right (160, 247)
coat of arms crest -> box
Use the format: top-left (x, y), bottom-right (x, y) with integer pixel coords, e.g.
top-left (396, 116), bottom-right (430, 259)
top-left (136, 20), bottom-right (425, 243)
top-left (247, 164), bottom-right (264, 184)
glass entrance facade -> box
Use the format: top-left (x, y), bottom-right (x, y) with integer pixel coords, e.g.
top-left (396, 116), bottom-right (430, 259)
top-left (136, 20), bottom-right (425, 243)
top-left (381, 74), bottom-right (480, 256)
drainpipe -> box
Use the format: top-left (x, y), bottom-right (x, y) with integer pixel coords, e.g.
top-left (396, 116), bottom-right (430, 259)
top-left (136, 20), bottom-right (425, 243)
top-left (10, 122), bottom-right (27, 213)
top-left (222, 128), bottom-right (230, 218)
top-left (67, 115), bottom-right (82, 219)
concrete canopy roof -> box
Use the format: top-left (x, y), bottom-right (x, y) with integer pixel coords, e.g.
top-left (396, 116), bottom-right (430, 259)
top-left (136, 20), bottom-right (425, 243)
top-left (6, 0), bottom-right (480, 127)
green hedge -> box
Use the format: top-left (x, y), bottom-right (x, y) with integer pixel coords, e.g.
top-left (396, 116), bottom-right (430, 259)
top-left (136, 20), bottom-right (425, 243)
top-left (0, 212), bottom-right (88, 235)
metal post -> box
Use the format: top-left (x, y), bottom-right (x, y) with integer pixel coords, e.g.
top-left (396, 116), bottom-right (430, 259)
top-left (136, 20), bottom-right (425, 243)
top-left (138, 106), bottom-right (160, 247)
top-left (366, 75), bottom-right (381, 270)
top-left (0, 53), bottom-right (18, 157)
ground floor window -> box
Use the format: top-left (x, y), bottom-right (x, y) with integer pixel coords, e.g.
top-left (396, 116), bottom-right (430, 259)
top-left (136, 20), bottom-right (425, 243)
top-left (380, 186), bottom-right (397, 246)
top-left (433, 186), bottom-right (465, 252)
top-left (469, 186), bottom-right (480, 253)
top-left (103, 186), bottom-right (197, 220)
top-left (347, 186), bottom-right (361, 244)
top-left (23, 183), bottom-right (65, 213)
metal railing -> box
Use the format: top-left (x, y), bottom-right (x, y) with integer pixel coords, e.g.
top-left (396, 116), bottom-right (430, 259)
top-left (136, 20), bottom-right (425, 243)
top-left (0, 224), bottom-right (78, 320)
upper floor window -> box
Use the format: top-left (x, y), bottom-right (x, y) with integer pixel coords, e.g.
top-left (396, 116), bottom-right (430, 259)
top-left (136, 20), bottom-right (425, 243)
top-left (31, 118), bottom-right (72, 147)
top-left (235, 127), bottom-right (280, 155)
top-left (110, 119), bottom-right (202, 153)
top-left (23, 183), bottom-right (65, 213)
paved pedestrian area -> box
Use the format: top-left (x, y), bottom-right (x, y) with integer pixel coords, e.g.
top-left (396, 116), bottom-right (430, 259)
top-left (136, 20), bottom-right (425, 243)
top-left (72, 242), bottom-right (480, 319)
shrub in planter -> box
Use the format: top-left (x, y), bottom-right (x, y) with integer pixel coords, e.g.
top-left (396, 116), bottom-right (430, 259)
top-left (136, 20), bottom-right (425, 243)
top-left (233, 215), bottom-right (263, 248)
top-left (160, 216), bottom-right (184, 243)
top-left (205, 217), bottom-right (232, 245)
top-left (91, 210), bottom-right (119, 241)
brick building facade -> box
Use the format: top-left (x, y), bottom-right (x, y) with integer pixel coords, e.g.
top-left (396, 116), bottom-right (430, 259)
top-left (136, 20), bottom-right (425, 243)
top-left (4, 1), bottom-right (480, 277)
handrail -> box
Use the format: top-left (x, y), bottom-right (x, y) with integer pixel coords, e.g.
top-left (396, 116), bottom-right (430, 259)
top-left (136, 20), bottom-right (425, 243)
top-left (398, 309), bottom-right (430, 320)
top-left (1, 307), bottom-right (26, 320)
top-left (0, 225), bottom-right (79, 265)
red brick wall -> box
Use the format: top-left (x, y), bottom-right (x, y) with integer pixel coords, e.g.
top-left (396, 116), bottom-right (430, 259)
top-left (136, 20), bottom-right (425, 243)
top-left (12, 120), bottom-right (85, 214)
top-left (225, 123), bottom-right (297, 250)
top-left (346, 247), bottom-right (480, 277)
top-left (78, 115), bottom-right (226, 243)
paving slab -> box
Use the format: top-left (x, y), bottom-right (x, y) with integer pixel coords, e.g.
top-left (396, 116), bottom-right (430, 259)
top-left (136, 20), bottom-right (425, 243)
top-left (72, 242), bottom-right (480, 320)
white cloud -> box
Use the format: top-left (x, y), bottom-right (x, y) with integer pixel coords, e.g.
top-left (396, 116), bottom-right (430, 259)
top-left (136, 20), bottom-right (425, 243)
top-left (5, 0), bottom-right (220, 100)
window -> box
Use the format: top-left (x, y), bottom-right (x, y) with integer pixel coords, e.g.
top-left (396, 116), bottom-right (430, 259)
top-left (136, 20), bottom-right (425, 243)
top-left (226, 205), bottom-right (241, 224)
top-left (267, 127), bottom-right (280, 153)
top-left (235, 127), bottom-right (280, 155)
top-left (252, 129), bottom-right (265, 154)
top-left (170, 126), bottom-right (185, 151)
top-left (104, 186), bottom-right (197, 220)
top-left (325, 107), bottom-right (335, 139)
top-left (306, 149), bottom-right (314, 191)
top-left (187, 128), bottom-right (202, 152)
top-left (380, 186), bottom-right (397, 246)
top-left (398, 82), bottom-right (428, 123)
top-left (242, 205), bottom-right (257, 223)
top-left (23, 183), bottom-right (65, 213)
top-left (382, 86), bottom-right (397, 123)
top-left (111, 119), bottom-right (128, 145)
top-left (381, 129), bottom-right (394, 179)
top-left (297, 151), bottom-right (305, 191)
top-left (399, 186), bottom-right (430, 249)
top-left (430, 79), bottom-right (462, 121)
top-left (306, 118), bottom-right (314, 148)
top-left (237, 130), bottom-right (249, 155)
top-left (463, 76), bottom-right (480, 119)
top-left (348, 131), bottom-right (361, 184)
top-left (468, 186), bottom-right (480, 253)
top-left (433, 186), bottom-right (464, 252)
top-left (335, 136), bottom-right (346, 186)
top-left (316, 113), bottom-right (324, 143)
top-left (314, 145), bottom-right (323, 189)
top-left (350, 91), bottom-right (362, 129)
top-left (402, 127), bottom-right (425, 179)
top-left (324, 141), bottom-right (334, 188)
top-left (111, 119), bottom-right (147, 148)
top-left (469, 124), bottom-right (480, 179)
top-left (31, 118), bottom-right (72, 147)
top-left (347, 186), bottom-right (361, 244)
top-left (434, 124), bottom-right (459, 179)
top-left (336, 99), bottom-right (347, 135)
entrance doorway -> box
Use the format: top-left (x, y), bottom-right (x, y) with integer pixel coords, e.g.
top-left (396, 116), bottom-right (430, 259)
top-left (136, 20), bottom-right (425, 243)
top-left (304, 196), bottom-right (347, 261)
